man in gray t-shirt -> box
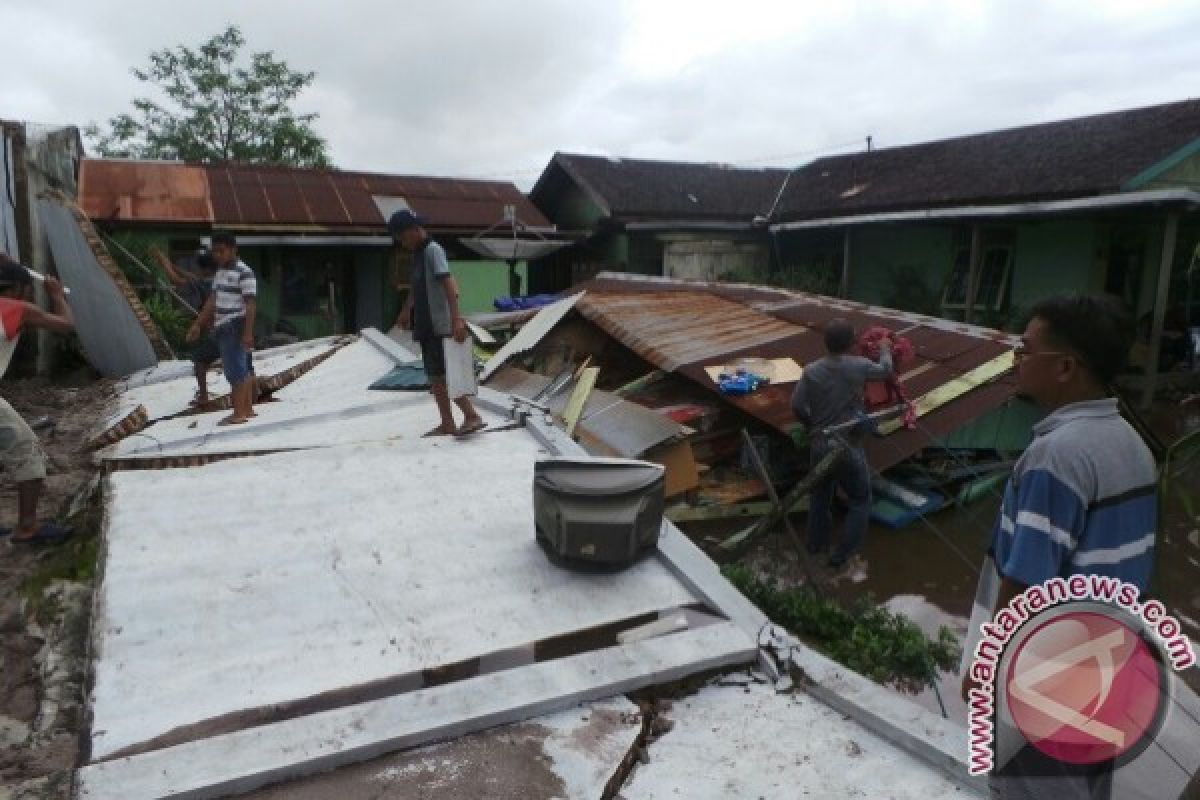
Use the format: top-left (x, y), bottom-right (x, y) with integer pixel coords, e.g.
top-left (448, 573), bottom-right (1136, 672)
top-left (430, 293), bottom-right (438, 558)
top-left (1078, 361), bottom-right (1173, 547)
top-left (390, 210), bottom-right (485, 437)
top-left (791, 319), bottom-right (893, 567)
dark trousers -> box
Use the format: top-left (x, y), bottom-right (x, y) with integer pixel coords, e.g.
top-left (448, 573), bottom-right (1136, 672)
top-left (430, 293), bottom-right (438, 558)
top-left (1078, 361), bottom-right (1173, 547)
top-left (806, 438), bottom-right (872, 562)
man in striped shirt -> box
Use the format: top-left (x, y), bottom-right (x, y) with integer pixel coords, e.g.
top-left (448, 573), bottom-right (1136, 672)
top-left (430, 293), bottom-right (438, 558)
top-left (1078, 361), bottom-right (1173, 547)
top-left (961, 294), bottom-right (1157, 797)
top-left (187, 232), bottom-right (257, 425)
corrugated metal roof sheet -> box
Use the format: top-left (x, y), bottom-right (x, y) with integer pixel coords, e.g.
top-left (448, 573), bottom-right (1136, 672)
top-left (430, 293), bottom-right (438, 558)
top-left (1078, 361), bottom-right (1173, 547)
top-left (79, 159), bottom-right (551, 232)
top-left (576, 291), bottom-right (802, 373)
top-left (572, 273), bottom-right (1019, 471)
top-left (487, 365), bottom-right (686, 458)
top-left (80, 160), bottom-right (213, 223)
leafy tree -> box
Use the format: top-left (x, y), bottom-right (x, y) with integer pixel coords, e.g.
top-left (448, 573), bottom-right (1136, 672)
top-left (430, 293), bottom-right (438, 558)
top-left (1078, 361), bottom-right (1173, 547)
top-left (88, 26), bottom-right (330, 167)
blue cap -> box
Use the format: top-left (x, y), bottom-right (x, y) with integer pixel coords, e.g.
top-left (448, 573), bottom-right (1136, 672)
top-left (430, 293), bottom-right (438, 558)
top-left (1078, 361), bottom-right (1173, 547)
top-left (387, 209), bottom-right (426, 235)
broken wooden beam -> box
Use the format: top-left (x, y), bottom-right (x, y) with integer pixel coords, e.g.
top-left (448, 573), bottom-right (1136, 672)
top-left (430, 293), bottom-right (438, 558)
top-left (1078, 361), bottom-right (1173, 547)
top-left (614, 369), bottom-right (667, 397)
top-left (737, 429), bottom-right (823, 591)
top-left (718, 443), bottom-right (844, 556)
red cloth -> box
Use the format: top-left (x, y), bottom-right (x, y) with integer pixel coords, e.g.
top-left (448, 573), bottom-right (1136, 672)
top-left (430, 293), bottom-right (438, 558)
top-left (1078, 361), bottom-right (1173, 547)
top-left (856, 326), bottom-right (917, 430)
top-left (0, 296), bottom-right (27, 379)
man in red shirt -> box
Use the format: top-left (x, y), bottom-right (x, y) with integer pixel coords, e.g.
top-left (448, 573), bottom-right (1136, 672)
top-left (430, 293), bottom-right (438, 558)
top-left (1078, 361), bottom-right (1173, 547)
top-left (0, 255), bottom-right (75, 543)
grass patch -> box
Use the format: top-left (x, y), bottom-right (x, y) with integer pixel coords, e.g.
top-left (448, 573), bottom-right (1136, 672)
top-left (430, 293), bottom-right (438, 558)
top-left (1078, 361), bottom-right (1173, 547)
top-left (21, 533), bottom-right (99, 617)
top-left (723, 564), bottom-right (960, 693)
top-left (21, 479), bottom-right (103, 616)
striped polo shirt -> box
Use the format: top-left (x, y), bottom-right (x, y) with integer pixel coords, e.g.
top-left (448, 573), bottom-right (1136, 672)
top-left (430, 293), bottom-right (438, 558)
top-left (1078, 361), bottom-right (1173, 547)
top-left (212, 260), bottom-right (257, 328)
top-left (961, 397), bottom-right (1157, 672)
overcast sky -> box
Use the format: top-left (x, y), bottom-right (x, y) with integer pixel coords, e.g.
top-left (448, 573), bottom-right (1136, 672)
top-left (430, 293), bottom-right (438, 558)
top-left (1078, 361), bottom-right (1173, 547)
top-left (3, 0), bottom-right (1199, 188)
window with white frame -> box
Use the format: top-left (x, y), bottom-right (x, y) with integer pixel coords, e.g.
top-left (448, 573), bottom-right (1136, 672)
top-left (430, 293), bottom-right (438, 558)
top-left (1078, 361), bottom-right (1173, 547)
top-left (942, 229), bottom-right (1014, 312)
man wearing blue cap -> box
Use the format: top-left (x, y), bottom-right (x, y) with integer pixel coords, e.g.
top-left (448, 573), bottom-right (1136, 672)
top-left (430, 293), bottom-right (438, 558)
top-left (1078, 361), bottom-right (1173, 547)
top-left (390, 210), bottom-right (485, 437)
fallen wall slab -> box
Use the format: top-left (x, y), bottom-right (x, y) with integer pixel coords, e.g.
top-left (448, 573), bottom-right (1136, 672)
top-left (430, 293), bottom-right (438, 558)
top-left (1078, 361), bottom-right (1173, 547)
top-left (77, 624), bottom-right (751, 800)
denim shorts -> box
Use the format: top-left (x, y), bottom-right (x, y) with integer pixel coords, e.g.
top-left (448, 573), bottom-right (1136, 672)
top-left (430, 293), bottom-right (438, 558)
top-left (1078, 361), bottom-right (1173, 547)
top-left (418, 337), bottom-right (447, 379)
top-left (215, 317), bottom-right (254, 386)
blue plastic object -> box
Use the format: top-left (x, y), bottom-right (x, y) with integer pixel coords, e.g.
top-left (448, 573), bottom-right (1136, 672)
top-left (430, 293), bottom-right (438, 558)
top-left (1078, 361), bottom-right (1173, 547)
top-left (493, 294), bottom-right (560, 312)
top-left (717, 369), bottom-right (770, 395)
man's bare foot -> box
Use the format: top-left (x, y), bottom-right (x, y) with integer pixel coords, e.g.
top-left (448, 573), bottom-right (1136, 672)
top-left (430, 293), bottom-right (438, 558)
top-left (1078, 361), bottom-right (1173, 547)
top-left (456, 417), bottom-right (487, 436)
top-left (422, 424), bottom-right (456, 437)
top-left (218, 415), bottom-right (250, 426)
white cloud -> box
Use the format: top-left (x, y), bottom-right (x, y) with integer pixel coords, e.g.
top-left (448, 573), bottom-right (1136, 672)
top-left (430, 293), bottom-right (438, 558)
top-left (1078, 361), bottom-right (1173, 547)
top-left (0, 0), bottom-right (1198, 188)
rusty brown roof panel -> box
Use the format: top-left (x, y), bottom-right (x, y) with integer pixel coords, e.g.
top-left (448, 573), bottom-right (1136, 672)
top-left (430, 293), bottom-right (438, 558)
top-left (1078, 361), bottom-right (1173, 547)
top-left (328, 174), bottom-right (379, 224)
top-left (576, 290), bottom-right (804, 372)
top-left (866, 379), bottom-right (1017, 471)
top-left (574, 273), bottom-right (1020, 471)
top-left (80, 159), bottom-right (550, 232)
top-left (294, 171), bottom-right (348, 226)
top-left (205, 167), bottom-right (240, 222)
top-left (222, 168), bottom-right (272, 224)
top-left (79, 160), bottom-right (213, 224)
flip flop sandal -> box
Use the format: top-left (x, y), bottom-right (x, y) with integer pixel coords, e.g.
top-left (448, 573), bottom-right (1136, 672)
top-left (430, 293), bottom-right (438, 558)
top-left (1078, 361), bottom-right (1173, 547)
top-left (454, 420), bottom-right (488, 438)
top-left (422, 426), bottom-right (455, 438)
top-left (10, 523), bottom-right (73, 545)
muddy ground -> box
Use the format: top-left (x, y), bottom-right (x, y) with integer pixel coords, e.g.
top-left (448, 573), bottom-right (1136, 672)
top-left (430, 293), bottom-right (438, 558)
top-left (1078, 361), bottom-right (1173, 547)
top-left (1, 378), bottom-right (112, 797)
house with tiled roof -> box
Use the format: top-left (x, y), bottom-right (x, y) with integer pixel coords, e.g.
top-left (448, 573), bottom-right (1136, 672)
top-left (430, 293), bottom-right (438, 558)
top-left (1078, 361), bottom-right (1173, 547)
top-left (530, 152), bottom-right (788, 285)
top-left (769, 98), bottom-right (1200, 404)
top-left (78, 159), bottom-right (562, 339)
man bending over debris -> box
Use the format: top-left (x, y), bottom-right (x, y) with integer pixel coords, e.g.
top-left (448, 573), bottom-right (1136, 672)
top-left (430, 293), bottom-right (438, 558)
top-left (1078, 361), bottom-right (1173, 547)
top-left (390, 210), bottom-right (485, 437)
top-left (791, 318), bottom-right (892, 568)
top-left (151, 245), bottom-right (219, 405)
top-left (0, 256), bottom-right (75, 544)
top-left (187, 232), bottom-right (258, 425)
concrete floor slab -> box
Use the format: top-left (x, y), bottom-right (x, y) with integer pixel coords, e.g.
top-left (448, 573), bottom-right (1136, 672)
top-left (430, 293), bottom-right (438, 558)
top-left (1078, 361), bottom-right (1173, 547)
top-left (101, 338), bottom-right (413, 460)
top-left (235, 696), bottom-right (641, 800)
top-left (622, 678), bottom-right (980, 799)
top-left (91, 431), bottom-right (700, 759)
top-left (95, 337), bottom-right (350, 446)
top-left (79, 626), bottom-right (752, 799)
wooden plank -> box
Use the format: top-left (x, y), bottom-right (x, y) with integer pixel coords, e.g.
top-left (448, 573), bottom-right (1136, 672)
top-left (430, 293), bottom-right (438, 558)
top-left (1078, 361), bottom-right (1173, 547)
top-left (76, 623), bottom-right (755, 800)
top-left (719, 443), bottom-right (844, 555)
top-left (614, 369), bottom-right (667, 397)
top-left (666, 500), bottom-right (781, 523)
top-left (739, 429), bottom-right (822, 590)
top-left (876, 350), bottom-right (1014, 435)
top-left (700, 359), bottom-right (801, 383)
top-left (644, 439), bottom-right (700, 497)
top-left (562, 366), bottom-right (599, 437)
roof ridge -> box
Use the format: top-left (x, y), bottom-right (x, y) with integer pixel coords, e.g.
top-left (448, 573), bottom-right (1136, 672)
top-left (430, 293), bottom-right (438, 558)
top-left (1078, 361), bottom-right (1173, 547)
top-left (805, 96), bottom-right (1200, 167)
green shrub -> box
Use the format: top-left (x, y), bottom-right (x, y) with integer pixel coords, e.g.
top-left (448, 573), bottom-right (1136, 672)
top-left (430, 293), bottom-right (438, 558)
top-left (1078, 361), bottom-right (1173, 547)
top-left (723, 563), bottom-right (960, 692)
top-left (141, 291), bottom-right (191, 352)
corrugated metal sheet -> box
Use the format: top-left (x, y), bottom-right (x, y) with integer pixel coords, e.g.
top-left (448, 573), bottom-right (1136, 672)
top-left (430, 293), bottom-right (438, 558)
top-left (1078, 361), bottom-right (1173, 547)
top-left (1, 128), bottom-right (18, 259)
top-left (78, 159), bottom-right (552, 232)
top-left (576, 291), bottom-right (803, 373)
top-left (573, 273), bottom-right (1020, 471)
top-left (487, 365), bottom-right (685, 458)
top-left (39, 196), bottom-right (160, 377)
top-left (480, 293), bottom-right (583, 381)
top-left (80, 160), bottom-right (212, 223)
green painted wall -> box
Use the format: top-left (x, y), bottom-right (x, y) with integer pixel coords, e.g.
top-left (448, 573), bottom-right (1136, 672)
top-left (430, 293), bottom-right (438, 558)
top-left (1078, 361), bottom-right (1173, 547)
top-left (449, 259), bottom-right (529, 312)
top-left (936, 399), bottom-right (1041, 453)
top-left (1009, 220), bottom-right (1098, 312)
top-left (847, 225), bottom-right (957, 311)
top-left (1146, 151), bottom-right (1200, 191)
top-left (554, 182), bottom-right (606, 230)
